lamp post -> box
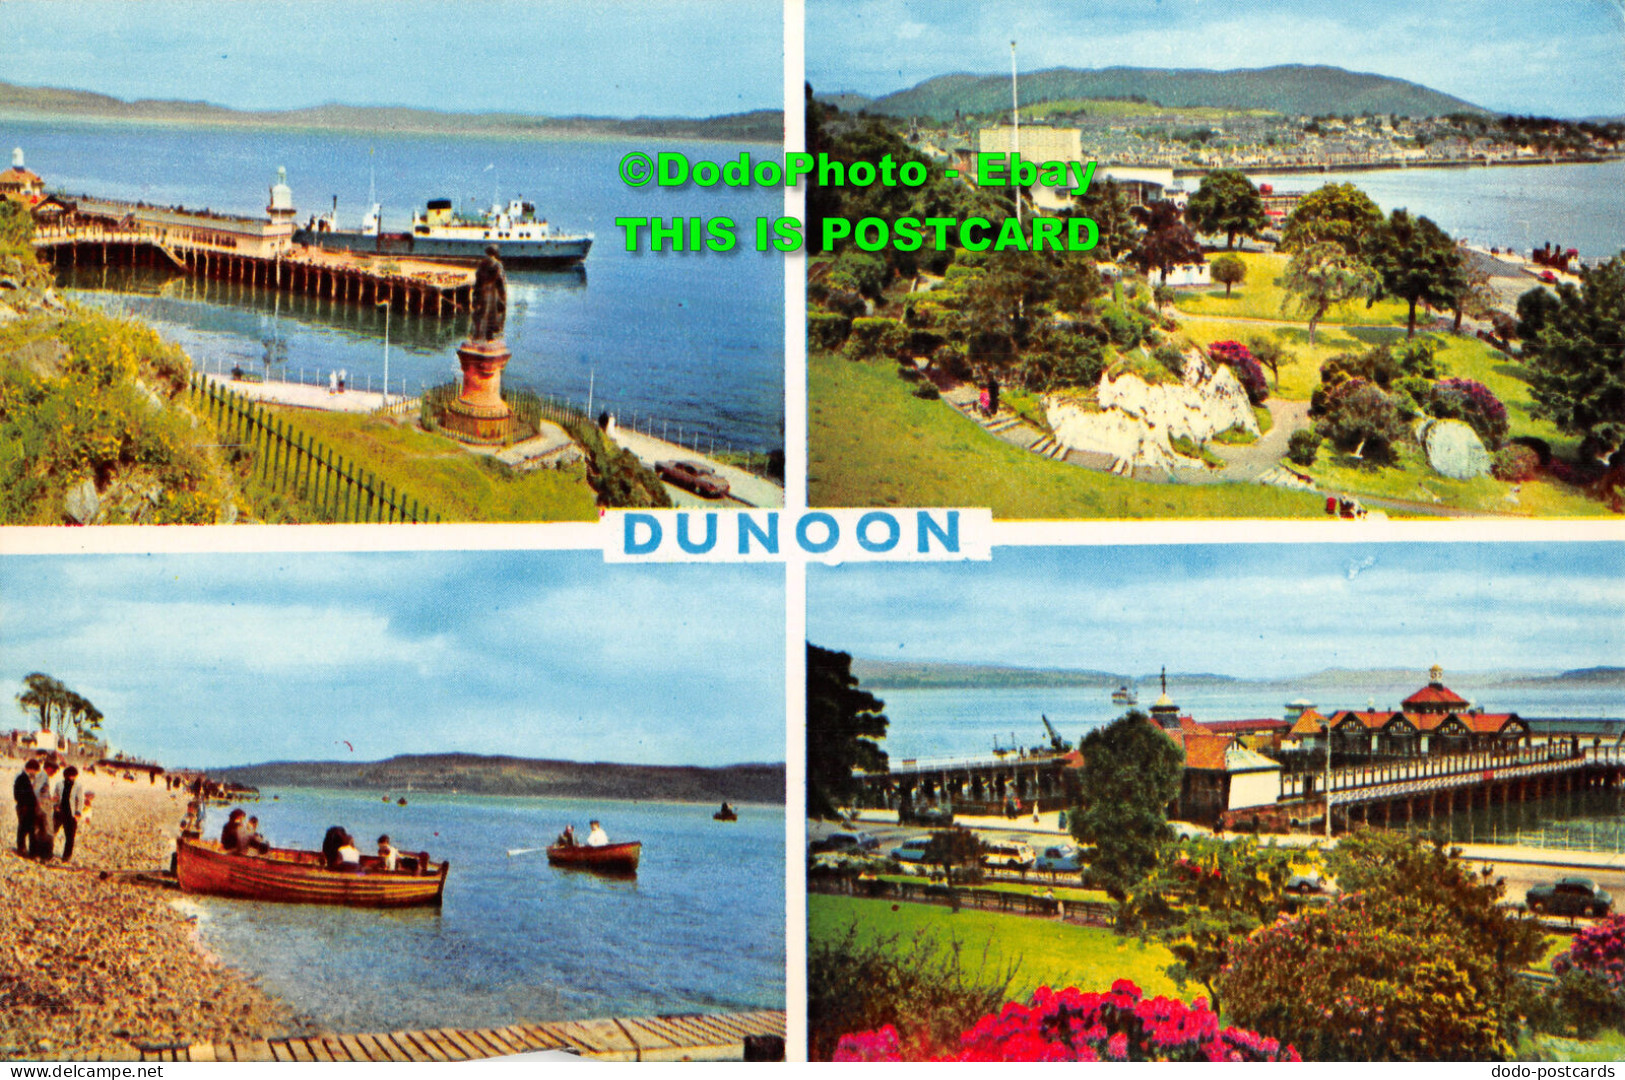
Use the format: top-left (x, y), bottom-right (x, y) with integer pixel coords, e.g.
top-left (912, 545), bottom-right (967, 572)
top-left (1010, 40), bottom-right (1022, 228)
top-left (376, 299), bottom-right (391, 407)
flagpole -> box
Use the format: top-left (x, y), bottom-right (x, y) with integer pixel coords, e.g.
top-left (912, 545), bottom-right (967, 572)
top-left (1010, 40), bottom-right (1022, 228)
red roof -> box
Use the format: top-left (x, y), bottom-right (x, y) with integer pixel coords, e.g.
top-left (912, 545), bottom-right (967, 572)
top-left (1404, 683), bottom-right (1469, 709)
top-left (1182, 733), bottom-right (1233, 771)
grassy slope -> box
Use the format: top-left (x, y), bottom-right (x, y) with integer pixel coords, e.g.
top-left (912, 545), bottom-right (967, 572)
top-left (1174, 253), bottom-right (1414, 327)
top-left (264, 406), bottom-right (598, 522)
top-left (809, 351), bottom-right (1326, 519)
top-left (809, 894), bottom-right (1181, 1004)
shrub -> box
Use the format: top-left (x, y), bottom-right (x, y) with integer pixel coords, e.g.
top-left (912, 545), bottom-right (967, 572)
top-left (1490, 444), bottom-right (1540, 481)
top-left (932, 342), bottom-right (971, 380)
top-left (1427, 377), bottom-right (1509, 449)
top-left (1287, 428), bottom-right (1321, 466)
top-left (844, 317), bottom-right (906, 361)
top-left (1315, 379), bottom-right (1409, 464)
top-left (1099, 304), bottom-right (1150, 349)
top-left (808, 311), bottom-right (852, 352)
top-left (1207, 340), bottom-right (1268, 404)
top-left (913, 383), bottom-right (941, 400)
top-left (1152, 342), bottom-right (1186, 379)
top-left (835, 982), bottom-right (1298, 1062)
top-left (810, 924), bottom-right (1017, 1061)
top-left (823, 251), bottom-right (888, 299)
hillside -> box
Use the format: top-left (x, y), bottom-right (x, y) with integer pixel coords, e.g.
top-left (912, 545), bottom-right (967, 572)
top-left (846, 659), bottom-right (1591, 693)
top-left (214, 753), bottom-right (785, 805)
top-left (0, 82), bottom-right (783, 142)
top-left (845, 64), bottom-right (1490, 120)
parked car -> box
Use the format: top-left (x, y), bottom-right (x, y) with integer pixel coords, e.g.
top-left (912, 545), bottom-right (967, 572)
top-left (655, 460), bottom-right (730, 499)
top-left (809, 830), bottom-right (879, 856)
top-left (889, 837), bottom-right (934, 864)
top-left (1526, 877), bottom-right (1613, 917)
top-left (982, 840), bottom-right (1036, 871)
top-left (1539, 270), bottom-right (1559, 284)
top-left (1285, 873), bottom-right (1326, 895)
top-left (900, 804), bottom-right (953, 827)
top-left (1034, 843), bottom-right (1083, 873)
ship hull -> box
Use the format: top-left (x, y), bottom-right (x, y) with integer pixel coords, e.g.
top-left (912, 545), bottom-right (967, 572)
top-left (294, 229), bottom-right (591, 266)
top-left (175, 836), bottom-right (449, 907)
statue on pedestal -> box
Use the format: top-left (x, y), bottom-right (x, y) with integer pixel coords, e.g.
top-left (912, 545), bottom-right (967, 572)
top-left (470, 245), bottom-right (507, 343)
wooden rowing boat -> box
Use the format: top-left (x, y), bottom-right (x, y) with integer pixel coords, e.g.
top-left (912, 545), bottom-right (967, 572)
top-left (713, 809), bottom-right (738, 822)
top-left (546, 840), bottom-right (641, 874)
top-left (175, 835), bottom-right (449, 907)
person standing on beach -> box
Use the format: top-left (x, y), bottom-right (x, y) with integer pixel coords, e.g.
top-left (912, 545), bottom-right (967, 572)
top-left (31, 759), bottom-right (60, 859)
top-left (12, 758), bottom-right (40, 855)
top-left (54, 765), bottom-right (85, 862)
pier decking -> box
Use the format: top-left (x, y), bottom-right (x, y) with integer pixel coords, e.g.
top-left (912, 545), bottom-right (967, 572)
top-left (33, 210), bottom-right (475, 317)
top-left (85, 1010), bottom-right (785, 1063)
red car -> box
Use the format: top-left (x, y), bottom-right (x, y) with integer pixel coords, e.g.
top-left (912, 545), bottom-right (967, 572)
top-left (1540, 271), bottom-right (1558, 284)
top-left (655, 460), bottom-right (730, 499)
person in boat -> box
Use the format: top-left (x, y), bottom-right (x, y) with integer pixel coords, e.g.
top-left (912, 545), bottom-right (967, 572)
top-left (554, 824), bottom-right (577, 847)
top-left (586, 820), bottom-right (610, 847)
top-left (244, 816), bottom-right (271, 855)
top-left (377, 834), bottom-right (400, 871)
top-left (321, 825), bottom-right (349, 868)
top-left (720, 800), bottom-right (734, 817)
top-left (333, 831), bottom-right (362, 871)
top-left (221, 808), bottom-right (250, 852)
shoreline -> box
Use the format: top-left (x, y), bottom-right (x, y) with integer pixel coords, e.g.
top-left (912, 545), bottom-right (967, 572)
top-left (0, 755), bottom-right (299, 1060)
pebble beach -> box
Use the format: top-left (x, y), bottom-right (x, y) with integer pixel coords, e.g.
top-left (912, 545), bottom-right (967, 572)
top-left (0, 759), bottom-right (296, 1060)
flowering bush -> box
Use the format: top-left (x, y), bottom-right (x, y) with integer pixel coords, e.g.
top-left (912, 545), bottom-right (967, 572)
top-left (1555, 914), bottom-right (1625, 990)
top-left (833, 981), bottom-right (1298, 1062)
top-left (1427, 377), bottom-right (1509, 449)
top-left (1207, 340), bottom-right (1268, 404)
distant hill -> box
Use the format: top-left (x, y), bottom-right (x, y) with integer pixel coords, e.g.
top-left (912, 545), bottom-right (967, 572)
top-left (1498, 666), bottom-right (1625, 688)
top-left (849, 65), bottom-right (1491, 121)
top-left (848, 659), bottom-right (1591, 693)
top-left (851, 658), bottom-right (1125, 689)
top-left (213, 753), bottom-right (784, 805)
top-left (813, 92), bottom-right (875, 113)
top-left (0, 81), bottom-right (783, 142)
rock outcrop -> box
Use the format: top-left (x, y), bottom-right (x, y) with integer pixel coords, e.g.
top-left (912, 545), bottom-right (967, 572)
top-left (1045, 351), bottom-right (1257, 472)
top-left (1417, 418), bottom-right (1491, 479)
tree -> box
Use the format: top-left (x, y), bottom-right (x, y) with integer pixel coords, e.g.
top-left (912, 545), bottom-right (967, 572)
top-left (1515, 285), bottom-right (1561, 340)
top-left (1246, 335), bottom-right (1288, 389)
top-left (1279, 182), bottom-right (1385, 256)
top-left (1281, 242), bottom-right (1377, 346)
top-left (1128, 201), bottom-right (1204, 286)
top-left (1210, 254), bottom-right (1246, 297)
top-left (1522, 254), bottom-right (1625, 461)
top-left (1185, 170), bottom-right (1267, 249)
top-left (922, 826), bottom-right (984, 885)
top-left (1222, 831), bottom-right (1544, 1061)
top-left (806, 644), bottom-right (888, 818)
top-left (1122, 837), bottom-right (1308, 1017)
top-left (1068, 711), bottom-right (1184, 901)
top-left (1070, 179), bottom-right (1136, 263)
top-left (1368, 209), bottom-right (1463, 339)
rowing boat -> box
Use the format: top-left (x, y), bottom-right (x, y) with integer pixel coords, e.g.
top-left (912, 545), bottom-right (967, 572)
top-left (175, 835), bottom-right (449, 907)
top-left (546, 840), bottom-right (641, 875)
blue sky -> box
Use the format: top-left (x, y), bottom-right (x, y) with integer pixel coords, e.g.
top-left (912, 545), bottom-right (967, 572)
top-left (809, 543), bottom-right (1625, 678)
top-left (0, 552), bottom-right (784, 769)
top-left (0, 1), bottom-right (782, 116)
top-left (808, 0), bottom-right (1625, 118)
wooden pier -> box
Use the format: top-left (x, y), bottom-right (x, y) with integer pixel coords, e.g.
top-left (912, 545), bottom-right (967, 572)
top-left (32, 218), bottom-right (475, 318)
top-left (82, 1009), bottom-right (785, 1063)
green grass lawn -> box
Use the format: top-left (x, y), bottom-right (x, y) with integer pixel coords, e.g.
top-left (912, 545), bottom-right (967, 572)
top-left (1176, 317), bottom-right (1393, 401)
top-left (264, 407), bottom-right (599, 522)
top-left (809, 351), bottom-right (1327, 519)
top-left (1172, 251), bottom-right (1412, 327)
top-left (1521, 1030), bottom-right (1625, 1063)
top-left (809, 894), bottom-right (1183, 1005)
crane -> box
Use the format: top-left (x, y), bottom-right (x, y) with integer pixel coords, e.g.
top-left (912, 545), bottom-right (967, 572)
top-left (1039, 714), bottom-right (1071, 754)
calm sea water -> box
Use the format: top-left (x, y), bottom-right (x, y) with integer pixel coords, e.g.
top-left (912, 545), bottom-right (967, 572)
top-left (877, 681), bottom-right (1625, 762)
top-left (7, 118), bottom-right (784, 450)
top-left (1248, 160), bottom-right (1625, 259)
top-left (176, 788), bottom-right (784, 1033)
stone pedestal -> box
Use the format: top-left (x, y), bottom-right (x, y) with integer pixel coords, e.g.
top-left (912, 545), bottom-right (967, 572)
top-left (440, 339), bottom-right (514, 445)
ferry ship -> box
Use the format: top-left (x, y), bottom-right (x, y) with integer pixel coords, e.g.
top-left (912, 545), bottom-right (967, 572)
top-left (295, 198), bottom-right (592, 267)
top-left (1111, 684), bottom-right (1138, 707)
